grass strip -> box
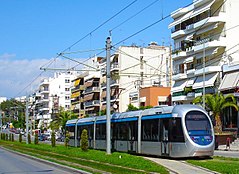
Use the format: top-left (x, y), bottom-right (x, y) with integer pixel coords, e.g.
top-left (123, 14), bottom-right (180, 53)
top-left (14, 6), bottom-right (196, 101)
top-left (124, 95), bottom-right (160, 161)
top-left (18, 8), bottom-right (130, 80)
top-left (0, 140), bottom-right (168, 174)
top-left (187, 156), bottom-right (239, 174)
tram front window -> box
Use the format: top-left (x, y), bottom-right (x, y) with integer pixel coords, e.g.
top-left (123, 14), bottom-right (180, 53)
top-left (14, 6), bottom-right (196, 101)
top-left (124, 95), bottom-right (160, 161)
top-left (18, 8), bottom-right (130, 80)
top-left (185, 111), bottom-right (213, 145)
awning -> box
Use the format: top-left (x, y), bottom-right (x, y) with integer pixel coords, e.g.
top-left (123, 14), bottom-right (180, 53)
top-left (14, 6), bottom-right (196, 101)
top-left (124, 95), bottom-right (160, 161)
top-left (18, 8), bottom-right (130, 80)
top-left (169, 0), bottom-right (215, 29)
top-left (111, 88), bottom-right (116, 96)
top-left (186, 77), bottom-right (196, 87)
top-left (74, 79), bottom-right (81, 87)
top-left (169, 11), bottom-right (193, 28)
top-left (101, 104), bottom-right (106, 110)
top-left (85, 80), bottom-right (93, 88)
top-left (101, 90), bottom-right (106, 99)
top-left (192, 73), bottom-right (218, 89)
top-left (191, 0), bottom-right (215, 18)
top-left (71, 91), bottom-right (80, 98)
top-left (219, 72), bottom-right (239, 91)
top-left (84, 93), bottom-right (94, 101)
top-left (171, 79), bottom-right (187, 92)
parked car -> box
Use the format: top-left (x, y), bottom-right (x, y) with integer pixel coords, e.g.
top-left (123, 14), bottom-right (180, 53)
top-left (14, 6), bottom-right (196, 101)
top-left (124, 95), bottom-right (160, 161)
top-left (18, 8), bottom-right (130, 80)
top-left (56, 135), bottom-right (65, 142)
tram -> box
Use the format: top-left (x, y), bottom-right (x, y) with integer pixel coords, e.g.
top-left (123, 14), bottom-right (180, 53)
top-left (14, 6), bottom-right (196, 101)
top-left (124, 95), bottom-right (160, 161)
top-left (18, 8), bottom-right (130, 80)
top-left (66, 104), bottom-right (214, 158)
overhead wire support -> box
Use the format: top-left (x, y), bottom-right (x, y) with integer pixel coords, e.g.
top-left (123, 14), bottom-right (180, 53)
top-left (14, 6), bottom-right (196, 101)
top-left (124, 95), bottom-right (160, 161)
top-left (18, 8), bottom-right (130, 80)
top-left (59, 54), bottom-right (99, 71)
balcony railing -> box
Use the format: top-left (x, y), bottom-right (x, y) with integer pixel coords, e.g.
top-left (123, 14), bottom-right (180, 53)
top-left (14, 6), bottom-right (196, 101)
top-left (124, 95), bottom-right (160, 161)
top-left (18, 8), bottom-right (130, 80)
top-left (85, 87), bottom-right (100, 94)
top-left (85, 100), bottom-right (100, 107)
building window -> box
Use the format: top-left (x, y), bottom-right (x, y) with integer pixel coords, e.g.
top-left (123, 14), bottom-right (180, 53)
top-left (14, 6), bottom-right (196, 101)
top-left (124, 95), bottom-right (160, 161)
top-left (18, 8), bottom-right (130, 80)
top-left (65, 96), bottom-right (70, 100)
top-left (65, 79), bottom-right (70, 83)
top-left (65, 88), bottom-right (70, 91)
top-left (65, 105), bottom-right (70, 109)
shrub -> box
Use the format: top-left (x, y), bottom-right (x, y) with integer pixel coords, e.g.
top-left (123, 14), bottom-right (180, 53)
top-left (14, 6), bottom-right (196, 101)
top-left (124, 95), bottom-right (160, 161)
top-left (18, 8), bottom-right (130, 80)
top-left (19, 133), bottom-right (22, 143)
top-left (80, 129), bottom-right (88, 151)
top-left (51, 132), bottom-right (56, 147)
top-left (34, 132), bottom-right (39, 145)
top-left (65, 131), bottom-right (70, 148)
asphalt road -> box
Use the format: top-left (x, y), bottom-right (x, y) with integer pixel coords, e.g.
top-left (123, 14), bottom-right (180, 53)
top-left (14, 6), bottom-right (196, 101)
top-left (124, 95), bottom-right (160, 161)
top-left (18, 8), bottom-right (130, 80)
top-left (214, 150), bottom-right (239, 158)
top-left (0, 147), bottom-right (77, 174)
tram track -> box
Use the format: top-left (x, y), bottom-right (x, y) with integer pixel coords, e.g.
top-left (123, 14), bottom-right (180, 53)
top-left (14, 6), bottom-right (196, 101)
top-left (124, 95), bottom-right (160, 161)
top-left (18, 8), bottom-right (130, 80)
top-left (144, 157), bottom-right (219, 174)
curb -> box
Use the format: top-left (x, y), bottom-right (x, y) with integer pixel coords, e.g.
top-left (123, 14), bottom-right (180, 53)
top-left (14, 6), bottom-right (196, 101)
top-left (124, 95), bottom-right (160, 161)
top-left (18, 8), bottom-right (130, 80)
top-left (0, 146), bottom-right (91, 174)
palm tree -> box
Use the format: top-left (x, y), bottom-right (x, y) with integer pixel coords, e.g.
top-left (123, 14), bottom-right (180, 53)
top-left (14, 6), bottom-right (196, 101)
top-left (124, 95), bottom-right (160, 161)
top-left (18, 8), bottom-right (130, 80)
top-left (49, 108), bottom-right (77, 133)
top-left (193, 93), bottom-right (238, 133)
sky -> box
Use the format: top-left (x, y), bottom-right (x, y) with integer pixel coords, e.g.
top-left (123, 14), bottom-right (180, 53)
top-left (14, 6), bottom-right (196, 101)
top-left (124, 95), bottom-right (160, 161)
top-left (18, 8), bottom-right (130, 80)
top-left (0, 0), bottom-right (192, 99)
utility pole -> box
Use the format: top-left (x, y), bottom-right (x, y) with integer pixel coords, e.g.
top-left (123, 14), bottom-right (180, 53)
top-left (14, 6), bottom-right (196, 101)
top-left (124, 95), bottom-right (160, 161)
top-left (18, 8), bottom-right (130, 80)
top-left (203, 42), bottom-right (206, 109)
top-left (0, 109), bottom-right (2, 133)
top-left (106, 37), bottom-right (111, 155)
top-left (25, 96), bottom-right (29, 144)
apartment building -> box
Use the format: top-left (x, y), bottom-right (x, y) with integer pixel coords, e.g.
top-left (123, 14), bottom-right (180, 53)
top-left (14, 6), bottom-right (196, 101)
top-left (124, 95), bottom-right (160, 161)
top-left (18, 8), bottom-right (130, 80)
top-left (169, 0), bottom-right (239, 104)
top-left (219, 64), bottom-right (239, 132)
top-left (37, 71), bottom-right (78, 128)
top-left (100, 43), bottom-right (171, 112)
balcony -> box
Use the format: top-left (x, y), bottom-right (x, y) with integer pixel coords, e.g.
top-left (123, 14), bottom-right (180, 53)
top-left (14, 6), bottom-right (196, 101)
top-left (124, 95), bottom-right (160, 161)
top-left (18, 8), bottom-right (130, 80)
top-left (71, 85), bottom-right (85, 93)
top-left (84, 87), bottom-right (100, 94)
top-left (193, 36), bottom-right (226, 53)
top-left (172, 49), bottom-right (187, 60)
top-left (194, 66), bottom-right (221, 76)
top-left (85, 100), bottom-right (100, 107)
top-left (101, 80), bottom-right (119, 89)
top-left (111, 62), bottom-right (119, 71)
top-left (172, 72), bottom-right (187, 81)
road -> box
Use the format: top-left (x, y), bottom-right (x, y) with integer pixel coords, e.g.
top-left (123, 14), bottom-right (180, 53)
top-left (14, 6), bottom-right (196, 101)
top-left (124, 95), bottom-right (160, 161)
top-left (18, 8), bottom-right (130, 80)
top-left (214, 150), bottom-right (239, 158)
top-left (0, 147), bottom-right (78, 174)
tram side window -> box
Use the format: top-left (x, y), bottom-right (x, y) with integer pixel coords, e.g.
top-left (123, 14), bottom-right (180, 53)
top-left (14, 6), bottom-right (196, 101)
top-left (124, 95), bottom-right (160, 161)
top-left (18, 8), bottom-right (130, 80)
top-left (96, 124), bottom-right (106, 140)
top-left (66, 126), bottom-right (75, 139)
top-left (170, 118), bottom-right (185, 142)
top-left (142, 119), bottom-right (159, 141)
top-left (116, 122), bottom-right (128, 140)
top-left (78, 125), bottom-right (93, 140)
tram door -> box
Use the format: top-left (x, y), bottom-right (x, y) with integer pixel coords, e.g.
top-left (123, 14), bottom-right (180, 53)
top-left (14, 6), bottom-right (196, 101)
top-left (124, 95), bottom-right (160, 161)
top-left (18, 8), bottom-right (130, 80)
top-left (161, 119), bottom-right (169, 156)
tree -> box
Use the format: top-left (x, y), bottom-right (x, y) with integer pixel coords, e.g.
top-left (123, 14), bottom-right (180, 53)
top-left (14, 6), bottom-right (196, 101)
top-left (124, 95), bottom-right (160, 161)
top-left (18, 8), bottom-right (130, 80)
top-left (80, 129), bottom-right (88, 151)
top-left (51, 132), bottom-right (56, 147)
top-left (127, 104), bottom-right (139, 111)
top-left (193, 93), bottom-right (238, 133)
top-left (49, 107), bottom-right (77, 133)
top-left (34, 132), bottom-right (39, 145)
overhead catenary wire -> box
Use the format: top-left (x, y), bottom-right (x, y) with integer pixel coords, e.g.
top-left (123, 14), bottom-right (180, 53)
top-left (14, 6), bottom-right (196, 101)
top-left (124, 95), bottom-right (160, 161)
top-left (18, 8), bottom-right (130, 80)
top-left (110, 0), bottom-right (160, 32)
top-left (59, 0), bottom-right (138, 55)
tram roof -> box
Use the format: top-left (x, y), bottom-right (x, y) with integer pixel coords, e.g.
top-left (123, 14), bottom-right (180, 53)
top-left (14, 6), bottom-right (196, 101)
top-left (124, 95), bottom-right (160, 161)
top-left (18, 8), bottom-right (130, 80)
top-left (66, 105), bottom-right (175, 126)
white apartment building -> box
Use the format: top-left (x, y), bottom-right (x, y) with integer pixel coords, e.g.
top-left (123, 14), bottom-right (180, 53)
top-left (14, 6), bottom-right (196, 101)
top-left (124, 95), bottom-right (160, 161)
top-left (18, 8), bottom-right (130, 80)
top-left (100, 43), bottom-right (170, 112)
top-left (37, 71), bottom-right (79, 128)
top-left (169, 0), bottom-right (239, 104)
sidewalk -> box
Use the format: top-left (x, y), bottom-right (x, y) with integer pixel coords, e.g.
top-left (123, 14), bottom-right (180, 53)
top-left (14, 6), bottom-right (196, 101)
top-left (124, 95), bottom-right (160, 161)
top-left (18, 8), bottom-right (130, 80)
top-left (144, 157), bottom-right (217, 174)
top-left (217, 138), bottom-right (239, 151)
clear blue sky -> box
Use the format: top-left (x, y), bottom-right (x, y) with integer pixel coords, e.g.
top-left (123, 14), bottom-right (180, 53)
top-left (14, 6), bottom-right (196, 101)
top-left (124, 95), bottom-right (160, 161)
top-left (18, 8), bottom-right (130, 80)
top-left (0, 0), bottom-right (192, 98)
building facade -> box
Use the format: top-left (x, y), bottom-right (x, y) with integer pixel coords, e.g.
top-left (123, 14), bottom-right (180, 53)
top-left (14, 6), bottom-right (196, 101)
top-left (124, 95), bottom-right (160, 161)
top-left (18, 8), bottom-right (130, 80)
top-left (100, 43), bottom-right (171, 112)
top-left (169, 0), bottom-right (239, 104)
top-left (36, 71), bottom-right (78, 128)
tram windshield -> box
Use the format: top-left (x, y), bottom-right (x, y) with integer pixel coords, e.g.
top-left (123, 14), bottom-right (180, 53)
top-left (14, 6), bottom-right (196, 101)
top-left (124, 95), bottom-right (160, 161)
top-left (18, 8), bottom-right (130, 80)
top-left (185, 111), bottom-right (212, 136)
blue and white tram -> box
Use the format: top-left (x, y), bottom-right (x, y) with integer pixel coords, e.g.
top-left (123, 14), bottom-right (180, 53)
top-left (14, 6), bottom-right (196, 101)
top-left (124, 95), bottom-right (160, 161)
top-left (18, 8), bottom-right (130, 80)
top-left (66, 104), bottom-right (214, 158)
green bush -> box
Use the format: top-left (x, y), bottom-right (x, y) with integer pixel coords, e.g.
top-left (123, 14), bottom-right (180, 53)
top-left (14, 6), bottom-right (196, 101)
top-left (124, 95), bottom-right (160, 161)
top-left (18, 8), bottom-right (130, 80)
top-left (65, 131), bottom-right (70, 148)
top-left (28, 134), bottom-right (31, 144)
top-left (19, 133), bottom-right (22, 143)
top-left (51, 132), bottom-right (56, 147)
top-left (80, 129), bottom-right (88, 151)
top-left (34, 132), bottom-right (39, 145)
